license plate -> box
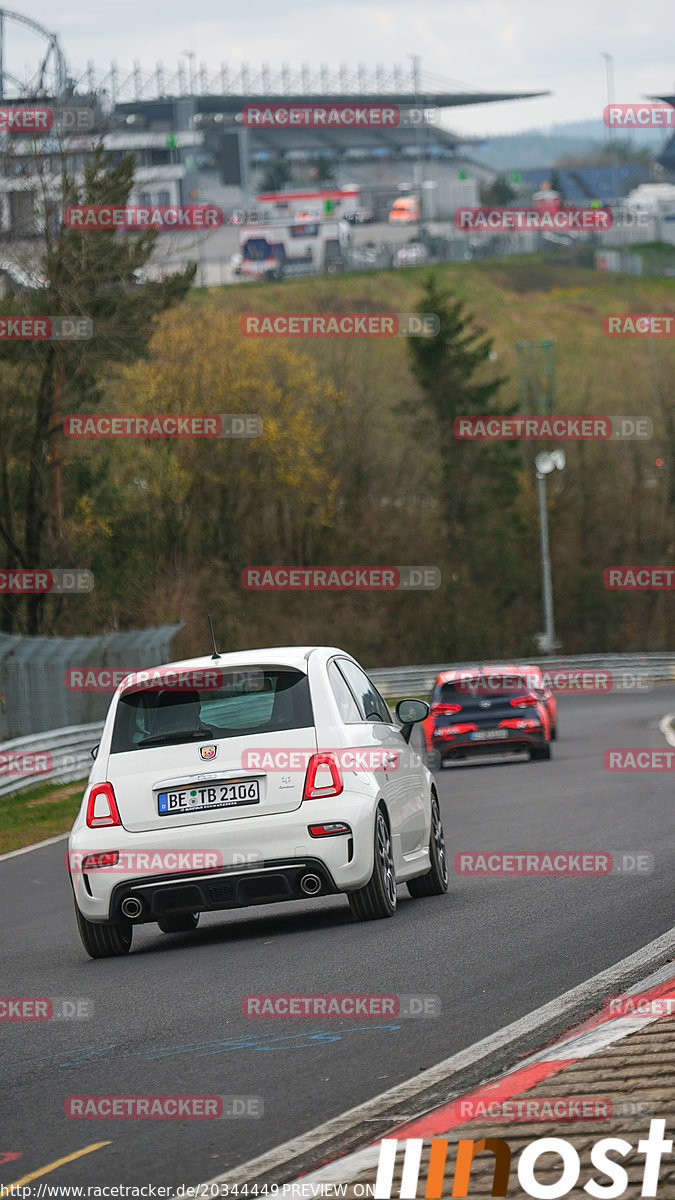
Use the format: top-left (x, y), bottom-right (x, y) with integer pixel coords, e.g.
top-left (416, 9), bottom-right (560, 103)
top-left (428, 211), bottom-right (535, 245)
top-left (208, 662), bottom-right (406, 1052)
top-left (158, 780), bottom-right (260, 815)
top-left (469, 729), bottom-right (509, 742)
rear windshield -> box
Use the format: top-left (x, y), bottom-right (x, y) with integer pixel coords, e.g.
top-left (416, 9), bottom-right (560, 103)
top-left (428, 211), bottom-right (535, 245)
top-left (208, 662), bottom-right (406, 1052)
top-left (110, 668), bottom-right (313, 753)
top-left (434, 678), bottom-right (530, 702)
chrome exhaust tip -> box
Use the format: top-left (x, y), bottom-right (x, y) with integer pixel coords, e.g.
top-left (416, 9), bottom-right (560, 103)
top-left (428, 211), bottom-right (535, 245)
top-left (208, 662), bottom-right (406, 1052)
top-left (299, 872), bottom-right (322, 896)
top-left (121, 895), bottom-right (143, 919)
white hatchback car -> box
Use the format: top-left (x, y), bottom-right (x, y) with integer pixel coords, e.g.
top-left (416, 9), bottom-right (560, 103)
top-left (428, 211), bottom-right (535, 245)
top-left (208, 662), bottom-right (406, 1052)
top-left (68, 646), bottom-right (448, 957)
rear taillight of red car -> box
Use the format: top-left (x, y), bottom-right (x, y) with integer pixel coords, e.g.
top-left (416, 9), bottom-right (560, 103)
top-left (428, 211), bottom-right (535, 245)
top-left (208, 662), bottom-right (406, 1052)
top-left (86, 782), bottom-right (121, 828)
top-left (509, 693), bottom-right (540, 708)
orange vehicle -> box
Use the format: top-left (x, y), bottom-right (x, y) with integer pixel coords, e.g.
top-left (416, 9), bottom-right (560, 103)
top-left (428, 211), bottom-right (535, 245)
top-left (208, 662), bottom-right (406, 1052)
top-left (388, 196), bottom-right (420, 224)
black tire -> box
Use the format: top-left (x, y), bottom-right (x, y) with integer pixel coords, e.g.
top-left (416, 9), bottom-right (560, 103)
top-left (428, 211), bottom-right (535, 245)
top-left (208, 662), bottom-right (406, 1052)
top-left (348, 808), bottom-right (397, 921)
top-left (157, 912), bottom-right (200, 934)
top-left (407, 794), bottom-right (449, 897)
top-left (530, 743), bottom-right (552, 761)
top-left (75, 904), bottom-right (132, 959)
top-left (550, 723), bottom-right (558, 741)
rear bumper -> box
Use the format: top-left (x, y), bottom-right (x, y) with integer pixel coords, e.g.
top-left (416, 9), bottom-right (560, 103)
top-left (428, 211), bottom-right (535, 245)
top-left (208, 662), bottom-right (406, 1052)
top-left (433, 730), bottom-right (547, 760)
top-left (106, 858), bottom-right (340, 925)
top-left (69, 793), bottom-right (378, 921)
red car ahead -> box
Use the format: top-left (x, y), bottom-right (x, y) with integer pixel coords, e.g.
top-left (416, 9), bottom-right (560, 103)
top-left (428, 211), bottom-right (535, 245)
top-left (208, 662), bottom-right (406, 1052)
top-left (424, 666), bottom-right (553, 769)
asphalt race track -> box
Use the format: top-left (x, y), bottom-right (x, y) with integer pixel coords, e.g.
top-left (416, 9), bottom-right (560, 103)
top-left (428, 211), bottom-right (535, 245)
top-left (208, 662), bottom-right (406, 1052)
top-left (1, 685), bottom-right (673, 1189)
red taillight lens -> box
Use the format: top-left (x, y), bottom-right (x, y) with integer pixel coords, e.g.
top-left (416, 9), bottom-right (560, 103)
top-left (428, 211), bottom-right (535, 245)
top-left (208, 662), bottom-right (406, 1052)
top-left (437, 722), bottom-right (478, 738)
top-left (81, 851), bottom-right (120, 869)
top-left (432, 703), bottom-right (462, 715)
top-left (302, 753), bottom-right (344, 801)
top-left (499, 717), bottom-right (541, 730)
top-left (509, 693), bottom-right (540, 708)
top-left (86, 782), bottom-right (122, 828)
top-left (308, 822), bottom-right (352, 837)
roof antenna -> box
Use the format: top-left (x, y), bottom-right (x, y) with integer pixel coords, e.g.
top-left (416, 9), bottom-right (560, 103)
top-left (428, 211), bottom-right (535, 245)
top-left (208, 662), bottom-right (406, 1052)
top-left (207, 614), bottom-right (221, 660)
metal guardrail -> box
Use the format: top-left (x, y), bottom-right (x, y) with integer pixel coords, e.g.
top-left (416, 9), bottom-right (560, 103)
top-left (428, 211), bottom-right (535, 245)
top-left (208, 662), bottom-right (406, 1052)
top-left (367, 654), bottom-right (675, 698)
top-left (0, 621), bottom-right (183, 742)
top-left (0, 722), bottom-right (102, 799)
top-left (1, 655), bottom-right (674, 800)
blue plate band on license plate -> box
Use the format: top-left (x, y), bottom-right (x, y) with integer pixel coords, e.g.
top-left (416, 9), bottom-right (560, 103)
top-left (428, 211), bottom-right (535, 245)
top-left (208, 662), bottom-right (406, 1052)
top-left (158, 780), bottom-right (261, 814)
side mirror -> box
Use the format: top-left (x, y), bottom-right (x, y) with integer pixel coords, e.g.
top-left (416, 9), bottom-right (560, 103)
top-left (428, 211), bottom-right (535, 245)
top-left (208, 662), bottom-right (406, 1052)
top-left (91, 744), bottom-right (99, 759)
top-left (396, 698), bottom-right (430, 743)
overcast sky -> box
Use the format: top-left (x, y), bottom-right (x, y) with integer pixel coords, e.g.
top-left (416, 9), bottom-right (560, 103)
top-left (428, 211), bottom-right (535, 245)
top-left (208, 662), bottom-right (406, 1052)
top-left (11, 0), bottom-right (675, 137)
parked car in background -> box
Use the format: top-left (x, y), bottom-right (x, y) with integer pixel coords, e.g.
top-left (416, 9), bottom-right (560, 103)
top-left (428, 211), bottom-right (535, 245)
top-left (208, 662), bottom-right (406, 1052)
top-left (344, 208), bottom-right (375, 225)
top-left (388, 196), bottom-right (420, 224)
top-left (394, 242), bottom-right (429, 266)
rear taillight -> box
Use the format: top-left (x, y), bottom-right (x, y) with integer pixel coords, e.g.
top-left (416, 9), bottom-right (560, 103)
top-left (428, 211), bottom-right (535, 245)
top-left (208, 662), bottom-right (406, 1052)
top-left (499, 717), bottom-right (541, 730)
top-left (446, 722), bottom-right (478, 735)
top-left (302, 753), bottom-right (344, 801)
top-left (86, 782), bottom-right (121, 828)
top-left (509, 693), bottom-right (540, 708)
top-left (432, 703), bottom-right (462, 715)
top-left (308, 822), bottom-right (352, 837)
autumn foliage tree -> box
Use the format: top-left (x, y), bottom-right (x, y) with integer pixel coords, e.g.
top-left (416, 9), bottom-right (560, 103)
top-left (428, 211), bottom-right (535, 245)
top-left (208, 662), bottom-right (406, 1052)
top-left (0, 143), bottom-right (195, 633)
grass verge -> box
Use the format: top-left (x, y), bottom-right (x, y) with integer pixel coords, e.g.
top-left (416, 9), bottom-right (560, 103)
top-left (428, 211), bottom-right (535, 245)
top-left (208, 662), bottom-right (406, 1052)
top-left (0, 778), bottom-right (87, 855)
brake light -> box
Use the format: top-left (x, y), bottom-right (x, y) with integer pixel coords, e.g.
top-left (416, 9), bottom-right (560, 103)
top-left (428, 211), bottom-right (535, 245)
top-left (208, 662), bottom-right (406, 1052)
top-left (86, 782), bottom-right (121, 828)
top-left (302, 753), bottom-right (344, 801)
top-left (509, 693), bottom-right (540, 708)
top-left (499, 717), bottom-right (541, 730)
top-left (431, 703), bottom-right (462, 715)
top-left (308, 822), bottom-right (352, 837)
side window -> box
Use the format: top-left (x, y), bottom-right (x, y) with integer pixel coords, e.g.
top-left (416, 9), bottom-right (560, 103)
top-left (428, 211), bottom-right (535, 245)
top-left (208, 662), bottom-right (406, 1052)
top-left (337, 659), bottom-right (392, 724)
top-left (328, 660), bottom-right (362, 723)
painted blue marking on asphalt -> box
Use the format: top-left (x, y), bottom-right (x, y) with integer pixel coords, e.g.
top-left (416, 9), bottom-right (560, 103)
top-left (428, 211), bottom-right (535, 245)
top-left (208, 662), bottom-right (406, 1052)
top-left (0, 1025), bottom-right (402, 1072)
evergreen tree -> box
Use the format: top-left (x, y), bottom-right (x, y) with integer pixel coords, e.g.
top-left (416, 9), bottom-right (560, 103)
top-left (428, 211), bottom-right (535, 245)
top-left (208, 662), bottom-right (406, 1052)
top-left (408, 275), bottom-right (531, 657)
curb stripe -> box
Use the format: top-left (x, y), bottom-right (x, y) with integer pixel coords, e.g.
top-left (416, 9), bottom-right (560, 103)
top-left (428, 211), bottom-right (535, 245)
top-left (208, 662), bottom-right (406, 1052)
top-left (387, 1058), bottom-right (574, 1140)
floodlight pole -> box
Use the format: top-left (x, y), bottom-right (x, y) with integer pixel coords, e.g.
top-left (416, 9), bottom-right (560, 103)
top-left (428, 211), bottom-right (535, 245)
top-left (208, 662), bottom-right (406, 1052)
top-left (536, 467), bottom-right (556, 654)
